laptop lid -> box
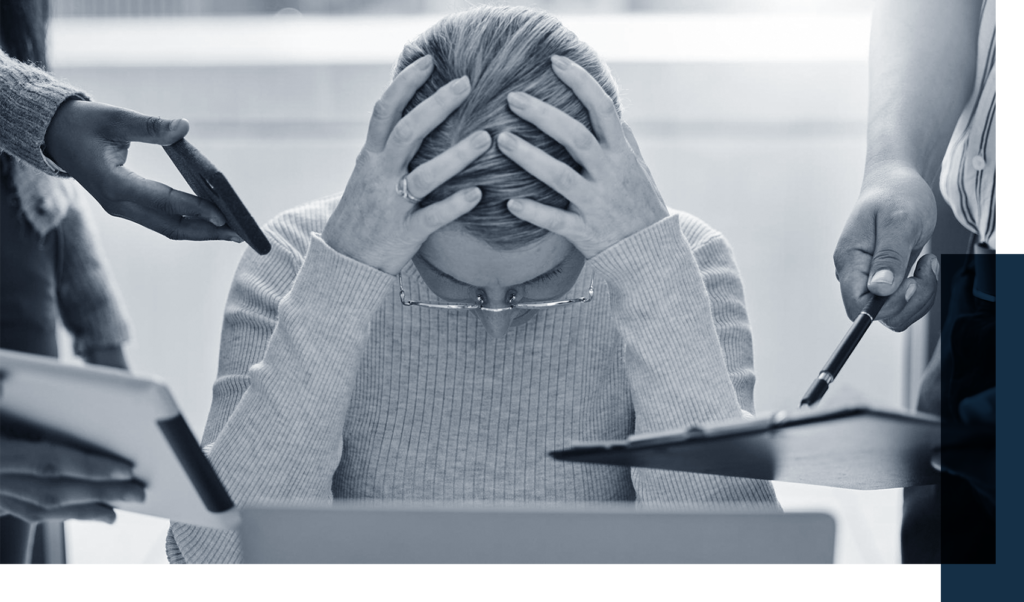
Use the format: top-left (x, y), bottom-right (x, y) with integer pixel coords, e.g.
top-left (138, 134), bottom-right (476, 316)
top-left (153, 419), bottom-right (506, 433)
top-left (240, 502), bottom-right (834, 563)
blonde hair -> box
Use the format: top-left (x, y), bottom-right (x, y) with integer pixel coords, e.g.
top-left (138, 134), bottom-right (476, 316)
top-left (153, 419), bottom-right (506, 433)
top-left (396, 6), bottom-right (620, 249)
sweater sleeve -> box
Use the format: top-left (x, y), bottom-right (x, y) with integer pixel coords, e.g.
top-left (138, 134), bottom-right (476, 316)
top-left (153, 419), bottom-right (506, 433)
top-left (588, 214), bottom-right (779, 510)
top-left (167, 221), bottom-right (395, 563)
top-left (0, 50), bottom-right (88, 175)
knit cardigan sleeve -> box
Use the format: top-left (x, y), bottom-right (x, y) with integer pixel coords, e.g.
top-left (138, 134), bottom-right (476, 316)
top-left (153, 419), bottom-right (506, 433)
top-left (0, 50), bottom-right (88, 175)
top-left (588, 213), bottom-right (779, 510)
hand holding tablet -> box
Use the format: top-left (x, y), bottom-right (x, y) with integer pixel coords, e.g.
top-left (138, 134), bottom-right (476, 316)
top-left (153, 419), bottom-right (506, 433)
top-left (0, 436), bottom-right (144, 524)
top-left (0, 350), bottom-right (238, 530)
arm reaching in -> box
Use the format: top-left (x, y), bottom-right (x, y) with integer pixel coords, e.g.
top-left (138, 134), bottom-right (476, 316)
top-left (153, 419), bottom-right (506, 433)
top-left (833, 0), bottom-right (982, 331)
top-left (1, 50), bottom-right (237, 242)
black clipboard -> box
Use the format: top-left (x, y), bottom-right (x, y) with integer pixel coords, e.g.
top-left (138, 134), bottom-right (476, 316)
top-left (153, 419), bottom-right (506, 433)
top-left (550, 406), bottom-right (944, 490)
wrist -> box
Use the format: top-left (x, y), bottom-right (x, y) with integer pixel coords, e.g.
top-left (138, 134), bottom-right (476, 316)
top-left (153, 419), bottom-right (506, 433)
top-left (42, 99), bottom-right (87, 171)
top-left (859, 160), bottom-right (934, 205)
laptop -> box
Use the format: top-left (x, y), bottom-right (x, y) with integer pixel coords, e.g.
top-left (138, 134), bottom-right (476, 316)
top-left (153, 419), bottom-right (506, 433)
top-left (240, 502), bottom-right (835, 563)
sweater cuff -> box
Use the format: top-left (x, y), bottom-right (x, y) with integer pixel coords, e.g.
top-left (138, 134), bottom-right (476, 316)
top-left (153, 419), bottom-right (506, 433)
top-left (587, 214), bottom-right (693, 291)
top-left (0, 53), bottom-right (89, 176)
top-left (290, 233), bottom-right (397, 317)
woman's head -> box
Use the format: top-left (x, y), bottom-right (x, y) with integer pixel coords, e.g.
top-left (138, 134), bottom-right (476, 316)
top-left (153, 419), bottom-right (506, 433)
top-left (397, 6), bottom-right (620, 250)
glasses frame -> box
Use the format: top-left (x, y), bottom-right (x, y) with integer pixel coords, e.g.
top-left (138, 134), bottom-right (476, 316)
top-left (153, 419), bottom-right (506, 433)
top-left (398, 275), bottom-right (595, 313)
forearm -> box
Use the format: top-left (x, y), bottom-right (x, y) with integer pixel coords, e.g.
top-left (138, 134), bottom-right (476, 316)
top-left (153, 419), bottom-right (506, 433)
top-left (171, 234), bottom-right (394, 563)
top-left (590, 215), bottom-right (778, 509)
top-left (0, 50), bottom-right (88, 175)
top-left (207, 238), bottom-right (392, 500)
top-left (589, 215), bottom-right (746, 434)
top-left (864, 0), bottom-right (981, 184)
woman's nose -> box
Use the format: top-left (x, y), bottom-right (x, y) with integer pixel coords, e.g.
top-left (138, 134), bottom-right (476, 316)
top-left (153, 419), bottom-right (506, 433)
top-left (476, 310), bottom-right (515, 338)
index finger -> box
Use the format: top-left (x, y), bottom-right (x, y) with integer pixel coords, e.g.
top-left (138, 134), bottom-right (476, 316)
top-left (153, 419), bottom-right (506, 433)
top-left (0, 439), bottom-right (134, 482)
top-left (365, 55), bottom-right (435, 152)
top-left (549, 55), bottom-right (623, 149)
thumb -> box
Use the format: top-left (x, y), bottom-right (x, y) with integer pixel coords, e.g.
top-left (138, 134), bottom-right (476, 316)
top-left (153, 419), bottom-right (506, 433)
top-left (113, 109), bottom-right (190, 146)
top-left (866, 220), bottom-right (917, 297)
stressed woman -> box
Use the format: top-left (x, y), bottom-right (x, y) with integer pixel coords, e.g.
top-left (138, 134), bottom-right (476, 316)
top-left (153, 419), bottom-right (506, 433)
top-left (168, 6), bottom-right (778, 563)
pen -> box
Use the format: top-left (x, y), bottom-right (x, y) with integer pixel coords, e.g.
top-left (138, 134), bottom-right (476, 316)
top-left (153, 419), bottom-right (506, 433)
top-left (800, 294), bottom-right (888, 407)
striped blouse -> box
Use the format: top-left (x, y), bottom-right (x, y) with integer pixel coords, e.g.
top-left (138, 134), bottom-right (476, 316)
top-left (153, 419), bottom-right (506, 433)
top-left (939, 0), bottom-right (996, 248)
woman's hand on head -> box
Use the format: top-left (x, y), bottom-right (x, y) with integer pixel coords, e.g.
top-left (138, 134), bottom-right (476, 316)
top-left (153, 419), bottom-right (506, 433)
top-left (322, 55), bottom-right (488, 275)
top-left (0, 436), bottom-right (144, 524)
top-left (43, 100), bottom-right (240, 242)
top-left (497, 55), bottom-right (670, 259)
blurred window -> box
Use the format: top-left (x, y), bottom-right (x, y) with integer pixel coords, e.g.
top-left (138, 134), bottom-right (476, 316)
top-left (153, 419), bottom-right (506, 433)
top-left (52, 0), bottom-right (872, 18)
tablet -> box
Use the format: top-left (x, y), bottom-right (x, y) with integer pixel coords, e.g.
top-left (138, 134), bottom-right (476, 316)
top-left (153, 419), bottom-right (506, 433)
top-left (551, 405), bottom-right (943, 490)
top-left (0, 349), bottom-right (238, 530)
top-left (164, 138), bottom-right (272, 255)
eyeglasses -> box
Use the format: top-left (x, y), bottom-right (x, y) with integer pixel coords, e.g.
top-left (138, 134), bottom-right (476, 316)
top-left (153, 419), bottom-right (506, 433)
top-left (398, 275), bottom-right (595, 313)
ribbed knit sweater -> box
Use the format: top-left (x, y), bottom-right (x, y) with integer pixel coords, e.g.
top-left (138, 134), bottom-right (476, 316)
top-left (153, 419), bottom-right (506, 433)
top-left (167, 195), bottom-right (779, 563)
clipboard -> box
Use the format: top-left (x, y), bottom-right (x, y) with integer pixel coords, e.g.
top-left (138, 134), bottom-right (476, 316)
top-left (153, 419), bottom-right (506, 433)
top-left (0, 349), bottom-right (238, 530)
top-left (550, 406), bottom-right (943, 490)
top-left (164, 138), bottom-right (272, 255)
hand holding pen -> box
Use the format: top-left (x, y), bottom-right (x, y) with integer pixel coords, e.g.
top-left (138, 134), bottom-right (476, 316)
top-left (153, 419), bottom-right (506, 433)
top-left (800, 294), bottom-right (887, 407)
top-left (804, 249), bottom-right (943, 407)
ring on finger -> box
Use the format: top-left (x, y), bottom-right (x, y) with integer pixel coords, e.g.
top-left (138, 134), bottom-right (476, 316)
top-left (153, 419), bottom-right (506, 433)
top-left (396, 175), bottom-right (421, 204)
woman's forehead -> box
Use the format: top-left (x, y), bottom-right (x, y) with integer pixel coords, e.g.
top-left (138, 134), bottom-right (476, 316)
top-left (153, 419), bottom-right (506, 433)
top-left (418, 224), bottom-right (575, 289)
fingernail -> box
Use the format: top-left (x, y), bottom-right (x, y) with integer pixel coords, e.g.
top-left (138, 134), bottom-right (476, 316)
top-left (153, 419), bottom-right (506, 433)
top-left (168, 118), bottom-right (185, 131)
top-left (232, 236), bottom-right (244, 243)
top-left (869, 269), bottom-right (894, 286)
top-left (208, 214), bottom-right (226, 227)
top-left (112, 465), bottom-right (134, 480)
top-left (471, 130), bottom-right (490, 149)
top-left (905, 280), bottom-right (917, 302)
top-left (466, 187), bottom-right (482, 202)
top-left (451, 76), bottom-right (470, 93)
top-left (931, 257), bottom-right (940, 279)
top-left (507, 199), bottom-right (520, 211)
top-left (497, 131), bottom-right (517, 149)
top-left (507, 92), bottom-right (528, 110)
top-left (551, 55), bottom-right (571, 70)
top-left (103, 513), bottom-right (117, 525)
top-left (121, 488), bottom-right (145, 503)
top-left (418, 55), bottom-right (434, 70)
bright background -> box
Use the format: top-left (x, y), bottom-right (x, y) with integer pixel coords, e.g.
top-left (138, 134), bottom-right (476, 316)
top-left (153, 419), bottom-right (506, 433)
top-left (44, 0), bottom-right (925, 564)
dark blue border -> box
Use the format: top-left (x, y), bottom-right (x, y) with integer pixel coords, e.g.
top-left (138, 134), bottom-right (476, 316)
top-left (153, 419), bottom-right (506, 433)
top-left (943, 255), bottom-right (1022, 598)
